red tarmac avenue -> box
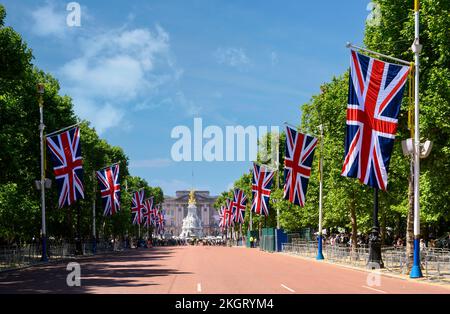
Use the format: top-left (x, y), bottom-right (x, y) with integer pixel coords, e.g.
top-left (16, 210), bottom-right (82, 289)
top-left (0, 246), bottom-right (448, 294)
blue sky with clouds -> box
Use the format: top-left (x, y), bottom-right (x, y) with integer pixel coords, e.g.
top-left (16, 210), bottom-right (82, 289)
top-left (3, 0), bottom-right (369, 196)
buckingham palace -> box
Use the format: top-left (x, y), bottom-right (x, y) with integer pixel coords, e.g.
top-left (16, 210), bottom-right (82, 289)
top-left (162, 190), bottom-right (220, 237)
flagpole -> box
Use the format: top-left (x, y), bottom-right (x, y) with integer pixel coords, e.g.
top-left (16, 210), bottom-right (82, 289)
top-left (45, 122), bottom-right (81, 138)
top-left (368, 187), bottom-right (384, 268)
top-left (316, 124), bottom-right (324, 260)
top-left (410, 0), bottom-right (423, 278)
top-left (37, 83), bottom-right (48, 262)
top-left (283, 121), bottom-right (320, 138)
top-left (345, 42), bottom-right (410, 66)
top-left (92, 170), bottom-right (97, 254)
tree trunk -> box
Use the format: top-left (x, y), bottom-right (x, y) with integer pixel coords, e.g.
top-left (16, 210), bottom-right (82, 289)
top-left (349, 195), bottom-right (358, 260)
top-left (406, 160), bottom-right (414, 271)
top-left (381, 204), bottom-right (386, 245)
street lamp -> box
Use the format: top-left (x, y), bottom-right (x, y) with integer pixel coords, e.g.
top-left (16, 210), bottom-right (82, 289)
top-left (37, 83), bottom-right (48, 262)
top-left (316, 124), bottom-right (324, 260)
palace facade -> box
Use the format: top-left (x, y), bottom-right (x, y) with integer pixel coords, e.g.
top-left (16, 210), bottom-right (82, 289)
top-left (162, 190), bottom-right (220, 237)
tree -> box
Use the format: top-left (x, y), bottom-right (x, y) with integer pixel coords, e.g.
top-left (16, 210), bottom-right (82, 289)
top-left (364, 0), bottom-right (450, 268)
top-left (0, 5), bottom-right (164, 244)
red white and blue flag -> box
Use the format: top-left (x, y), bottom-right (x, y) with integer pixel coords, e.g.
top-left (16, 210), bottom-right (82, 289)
top-left (251, 163), bottom-right (275, 216)
top-left (284, 125), bottom-right (318, 207)
top-left (131, 189), bottom-right (145, 225)
top-left (341, 50), bottom-right (410, 190)
top-left (96, 164), bottom-right (120, 216)
top-left (46, 126), bottom-right (84, 208)
top-left (225, 198), bottom-right (234, 227)
top-left (156, 209), bottom-right (165, 234)
top-left (218, 206), bottom-right (227, 231)
top-left (143, 197), bottom-right (154, 227)
top-left (232, 189), bottom-right (247, 224)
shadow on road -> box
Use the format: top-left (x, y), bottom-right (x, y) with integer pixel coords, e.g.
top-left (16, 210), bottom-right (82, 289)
top-left (0, 247), bottom-right (190, 294)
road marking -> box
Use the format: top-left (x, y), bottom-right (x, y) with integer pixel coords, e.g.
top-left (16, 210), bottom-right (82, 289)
top-left (281, 284), bottom-right (295, 293)
top-left (362, 285), bottom-right (387, 294)
top-left (197, 283), bottom-right (202, 293)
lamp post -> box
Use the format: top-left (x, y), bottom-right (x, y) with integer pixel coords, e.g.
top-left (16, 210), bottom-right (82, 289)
top-left (92, 170), bottom-right (97, 254)
top-left (316, 124), bottom-right (324, 260)
top-left (37, 83), bottom-right (48, 262)
top-left (410, 0), bottom-right (423, 279)
top-left (367, 187), bottom-right (383, 268)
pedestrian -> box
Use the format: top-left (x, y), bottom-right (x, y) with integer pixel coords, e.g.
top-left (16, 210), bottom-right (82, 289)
top-left (250, 236), bottom-right (254, 248)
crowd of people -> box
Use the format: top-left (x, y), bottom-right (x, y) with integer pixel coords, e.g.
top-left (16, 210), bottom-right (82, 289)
top-left (314, 232), bottom-right (450, 249)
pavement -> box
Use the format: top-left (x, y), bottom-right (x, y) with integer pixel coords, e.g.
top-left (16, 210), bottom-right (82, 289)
top-left (0, 246), bottom-right (449, 294)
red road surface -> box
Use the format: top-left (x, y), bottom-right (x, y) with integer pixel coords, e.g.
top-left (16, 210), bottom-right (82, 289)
top-left (0, 246), bottom-right (448, 294)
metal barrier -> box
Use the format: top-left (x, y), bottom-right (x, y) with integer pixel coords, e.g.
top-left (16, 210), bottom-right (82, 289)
top-left (260, 235), bottom-right (275, 252)
top-left (0, 240), bottom-right (125, 271)
top-left (282, 241), bottom-right (450, 282)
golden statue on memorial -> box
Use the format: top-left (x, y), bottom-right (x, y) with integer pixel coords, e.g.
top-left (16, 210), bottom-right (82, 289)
top-left (188, 189), bottom-right (196, 205)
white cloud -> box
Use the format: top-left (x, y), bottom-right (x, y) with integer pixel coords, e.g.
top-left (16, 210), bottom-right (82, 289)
top-left (30, 2), bottom-right (66, 38)
top-left (214, 47), bottom-right (250, 68)
top-left (271, 51), bottom-right (279, 66)
top-left (59, 24), bottom-right (182, 133)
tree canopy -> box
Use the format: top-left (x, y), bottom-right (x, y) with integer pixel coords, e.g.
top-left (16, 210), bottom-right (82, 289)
top-left (0, 5), bottom-right (163, 244)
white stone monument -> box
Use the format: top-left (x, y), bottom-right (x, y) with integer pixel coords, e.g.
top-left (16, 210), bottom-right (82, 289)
top-left (180, 190), bottom-right (203, 238)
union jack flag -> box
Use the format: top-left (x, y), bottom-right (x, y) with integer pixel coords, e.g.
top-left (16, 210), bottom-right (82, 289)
top-left (218, 206), bottom-right (227, 231)
top-left (341, 50), bottom-right (410, 190)
top-left (143, 197), bottom-right (154, 227)
top-left (225, 198), bottom-right (234, 227)
top-left (156, 209), bottom-right (165, 234)
top-left (131, 189), bottom-right (145, 225)
top-left (231, 189), bottom-right (247, 224)
top-left (251, 163), bottom-right (275, 216)
top-left (46, 126), bottom-right (84, 208)
top-left (284, 125), bottom-right (318, 207)
top-left (96, 164), bottom-right (120, 216)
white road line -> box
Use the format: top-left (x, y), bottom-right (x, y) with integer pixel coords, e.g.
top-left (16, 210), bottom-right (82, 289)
top-left (362, 285), bottom-right (388, 294)
top-left (197, 283), bottom-right (202, 293)
top-left (281, 284), bottom-right (295, 293)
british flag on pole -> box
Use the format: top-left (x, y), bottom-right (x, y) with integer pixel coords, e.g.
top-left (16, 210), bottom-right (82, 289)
top-left (251, 163), bottom-right (275, 216)
top-left (96, 164), bottom-right (121, 216)
top-left (46, 126), bottom-right (84, 208)
top-left (284, 125), bottom-right (318, 207)
top-left (341, 50), bottom-right (410, 190)
top-left (218, 206), bottom-right (227, 231)
top-left (131, 189), bottom-right (145, 225)
top-left (143, 197), bottom-right (154, 227)
top-left (225, 198), bottom-right (234, 227)
top-left (231, 189), bottom-right (247, 224)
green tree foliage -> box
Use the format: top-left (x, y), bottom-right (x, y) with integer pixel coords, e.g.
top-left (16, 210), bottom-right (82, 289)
top-left (0, 5), bottom-right (163, 244)
top-left (364, 0), bottom-right (450, 233)
top-left (216, 0), bottom-right (449, 244)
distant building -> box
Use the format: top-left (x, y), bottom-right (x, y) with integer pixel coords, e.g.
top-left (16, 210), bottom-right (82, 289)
top-left (162, 190), bottom-right (219, 237)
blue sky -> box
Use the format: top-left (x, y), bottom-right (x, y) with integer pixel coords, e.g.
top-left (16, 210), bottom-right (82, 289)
top-left (3, 0), bottom-right (368, 196)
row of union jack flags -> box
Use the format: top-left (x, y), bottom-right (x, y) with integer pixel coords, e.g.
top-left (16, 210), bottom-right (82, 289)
top-left (220, 189), bottom-right (248, 230)
top-left (225, 50), bottom-right (409, 223)
top-left (248, 125), bottom-right (318, 219)
top-left (45, 50), bottom-right (409, 229)
top-left (45, 126), bottom-right (165, 231)
top-left (131, 190), bottom-right (165, 233)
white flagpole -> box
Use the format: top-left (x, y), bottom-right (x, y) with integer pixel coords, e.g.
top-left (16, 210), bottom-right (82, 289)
top-left (345, 43), bottom-right (410, 66)
top-left (410, 0), bottom-right (423, 278)
top-left (38, 83), bottom-right (48, 262)
top-left (45, 122), bottom-right (81, 137)
top-left (317, 124), bottom-right (324, 260)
